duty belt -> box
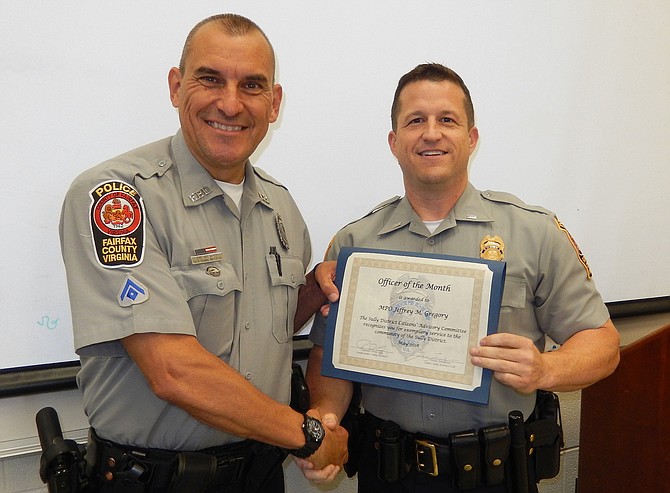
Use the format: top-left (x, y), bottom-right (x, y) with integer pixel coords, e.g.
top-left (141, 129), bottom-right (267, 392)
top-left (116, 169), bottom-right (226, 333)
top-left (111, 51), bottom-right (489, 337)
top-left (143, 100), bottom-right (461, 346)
top-left (87, 429), bottom-right (284, 492)
top-left (369, 413), bottom-right (514, 490)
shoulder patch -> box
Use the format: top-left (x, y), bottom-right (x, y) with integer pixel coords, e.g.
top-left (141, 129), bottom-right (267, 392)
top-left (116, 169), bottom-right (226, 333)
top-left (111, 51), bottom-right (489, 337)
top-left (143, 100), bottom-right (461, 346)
top-left (553, 217), bottom-right (592, 279)
top-left (89, 180), bottom-right (146, 268)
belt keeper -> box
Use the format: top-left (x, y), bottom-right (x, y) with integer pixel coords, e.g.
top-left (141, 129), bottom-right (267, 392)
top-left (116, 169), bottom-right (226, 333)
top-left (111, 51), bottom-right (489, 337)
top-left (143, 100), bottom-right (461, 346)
top-left (449, 429), bottom-right (479, 491)
top-left (478, 424), bottom-right (510, 486)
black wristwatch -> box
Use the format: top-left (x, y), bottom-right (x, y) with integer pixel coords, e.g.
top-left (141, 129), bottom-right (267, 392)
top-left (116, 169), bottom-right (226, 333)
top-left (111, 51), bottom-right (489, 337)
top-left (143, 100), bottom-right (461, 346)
top-left (291, 414), bottom-right (325, 458)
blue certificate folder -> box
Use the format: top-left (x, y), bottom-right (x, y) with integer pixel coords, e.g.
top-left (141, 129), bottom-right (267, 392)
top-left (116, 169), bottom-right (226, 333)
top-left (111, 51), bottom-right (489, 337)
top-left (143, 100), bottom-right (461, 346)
top-left (322, 247), bottom-right (506, 405)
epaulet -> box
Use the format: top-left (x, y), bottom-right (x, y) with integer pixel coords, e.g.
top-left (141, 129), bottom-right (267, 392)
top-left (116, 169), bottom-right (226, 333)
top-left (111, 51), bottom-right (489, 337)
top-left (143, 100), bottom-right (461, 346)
top-left (253, 167), bottom-right (288, 190)
top-left (339, 196), bottom-right (401, 228)
top-left (323, 196), bottom-right (401, 260)
top-left (370, 196), bottom-right (402, 214)
top-left (480, 190), bottom-right (554, 217)
top-left (106, 137), bottom-right (173, 179)
top-left (482, 190), bottom-right (592, 278)
top-left (360, 196), bottom-right (401, 219)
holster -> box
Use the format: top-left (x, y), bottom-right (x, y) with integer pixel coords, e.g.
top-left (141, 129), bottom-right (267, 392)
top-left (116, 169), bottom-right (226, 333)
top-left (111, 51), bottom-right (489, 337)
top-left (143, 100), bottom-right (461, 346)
top-left (289, 362), bottom-right (310, 413)
top-left (449, 430), bottom-right (479, 491)
top-left (86, 429), bottom-right (151, 492)
top-left (526, 391), bottom-right (563, 480)
top-left (342, 383), bottom-right (364, 478)
top-left (376, 420), bottom-right (407, 483)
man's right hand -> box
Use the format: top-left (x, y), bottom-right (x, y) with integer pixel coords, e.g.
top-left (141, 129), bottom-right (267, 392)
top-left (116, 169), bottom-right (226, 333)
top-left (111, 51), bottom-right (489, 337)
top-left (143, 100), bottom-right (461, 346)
top-left (315, 261), bottom-right (339, 317)
top-left (294, 412), bottom-right (348, 482)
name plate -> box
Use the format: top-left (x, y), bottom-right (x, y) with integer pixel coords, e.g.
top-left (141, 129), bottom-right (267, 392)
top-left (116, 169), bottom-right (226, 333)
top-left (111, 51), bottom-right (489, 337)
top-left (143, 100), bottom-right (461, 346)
top-left (322, 247), bottom-right (506, 404)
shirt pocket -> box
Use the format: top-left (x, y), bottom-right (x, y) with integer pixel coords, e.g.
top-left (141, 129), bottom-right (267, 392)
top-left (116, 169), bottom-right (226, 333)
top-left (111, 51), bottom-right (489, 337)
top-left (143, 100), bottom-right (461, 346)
top-left (498, 275), bottom-right (528, 332)
top-left (170, 261), bottom-right (242, 357)
top-left (501, 275), bottom-right (526, 309)
top-left (265, 254), bottom-right (306, 343)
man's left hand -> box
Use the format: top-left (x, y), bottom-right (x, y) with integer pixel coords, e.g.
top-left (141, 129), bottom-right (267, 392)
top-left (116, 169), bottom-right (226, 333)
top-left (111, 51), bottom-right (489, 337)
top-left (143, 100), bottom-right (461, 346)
top-left (470, 333), bottom-right (546, 394)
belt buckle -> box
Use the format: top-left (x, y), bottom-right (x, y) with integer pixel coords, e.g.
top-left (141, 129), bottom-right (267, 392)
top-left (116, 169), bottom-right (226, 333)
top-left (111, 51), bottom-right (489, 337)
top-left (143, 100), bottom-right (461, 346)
top-left (415, 439), bottom-right (439, 476)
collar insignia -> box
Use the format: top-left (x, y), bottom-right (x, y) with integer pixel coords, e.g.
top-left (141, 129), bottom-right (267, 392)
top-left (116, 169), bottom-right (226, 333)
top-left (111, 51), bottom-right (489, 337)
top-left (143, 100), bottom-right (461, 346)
top-left (188, 186), bottom-right (213, 203)
top-left (258, 192), bottom-right (271, 205)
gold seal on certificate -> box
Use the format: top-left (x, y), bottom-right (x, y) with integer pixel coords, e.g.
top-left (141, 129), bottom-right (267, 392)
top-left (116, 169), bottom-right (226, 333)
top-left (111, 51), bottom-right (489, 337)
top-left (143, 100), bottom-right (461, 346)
top-left (321, 247), bottom-right (506, 404)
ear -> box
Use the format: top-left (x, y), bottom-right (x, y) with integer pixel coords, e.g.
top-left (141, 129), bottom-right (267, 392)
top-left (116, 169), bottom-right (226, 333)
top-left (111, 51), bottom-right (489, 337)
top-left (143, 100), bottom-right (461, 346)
top-left (468, 126), bottom-right (479, 153)
top-left (387, 130), bottom-right (398, 157)
top-left (167, 67), bottom-right (182, 108)
top-left (269, 83), bottom-right (283, 123)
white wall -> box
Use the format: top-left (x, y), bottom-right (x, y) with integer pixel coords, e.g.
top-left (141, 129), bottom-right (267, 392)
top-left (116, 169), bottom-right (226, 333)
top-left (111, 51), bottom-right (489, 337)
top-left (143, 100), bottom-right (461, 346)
top-left (2, 0), bottom-right (669, 372)
top-left (1, 0), bottom-right (670, 490)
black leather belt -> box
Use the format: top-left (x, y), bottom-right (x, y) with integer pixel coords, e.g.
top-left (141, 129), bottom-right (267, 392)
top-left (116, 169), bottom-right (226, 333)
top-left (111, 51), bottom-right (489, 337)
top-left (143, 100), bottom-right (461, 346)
top-left (414, 437), bottom-right (449, 476)
top-left (367, 413), bottom-right (511, 489)
top-left (87, 429), bottom-right (273, 492)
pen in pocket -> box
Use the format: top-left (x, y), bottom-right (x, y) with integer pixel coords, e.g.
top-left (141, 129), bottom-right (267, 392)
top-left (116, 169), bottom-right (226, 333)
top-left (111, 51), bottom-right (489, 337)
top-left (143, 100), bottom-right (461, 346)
top-left (270, 246), bottom-right (282, 276)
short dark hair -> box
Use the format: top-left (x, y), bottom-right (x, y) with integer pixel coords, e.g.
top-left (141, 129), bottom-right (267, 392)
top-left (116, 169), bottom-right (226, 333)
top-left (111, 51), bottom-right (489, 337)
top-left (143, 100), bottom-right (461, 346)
top-left (390, 63), bottom-right (475, 131)
top-left (178, 13), bottom-right (275, 75)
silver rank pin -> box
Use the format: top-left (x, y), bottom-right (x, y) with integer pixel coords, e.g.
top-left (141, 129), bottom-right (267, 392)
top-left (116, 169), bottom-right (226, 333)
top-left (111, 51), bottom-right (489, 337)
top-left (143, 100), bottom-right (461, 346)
top-left (275, 213), bottom-right (289, 250)
top-left (258, 192), bottom-right (271, 205)
top-left (189, 186), bottom-right (213, 203)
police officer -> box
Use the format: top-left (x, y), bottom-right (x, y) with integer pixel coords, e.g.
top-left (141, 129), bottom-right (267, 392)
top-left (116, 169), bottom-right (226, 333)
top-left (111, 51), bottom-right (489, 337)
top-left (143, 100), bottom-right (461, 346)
top-left (300, 64), bottom-right (620, 492)
top-left (59, 13), bottom-right (347, 493)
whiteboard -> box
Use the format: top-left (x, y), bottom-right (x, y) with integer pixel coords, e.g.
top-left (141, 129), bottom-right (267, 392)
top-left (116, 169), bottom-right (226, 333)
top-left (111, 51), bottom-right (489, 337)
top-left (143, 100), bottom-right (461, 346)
top-left (2, 0), bottom-right (669, 371)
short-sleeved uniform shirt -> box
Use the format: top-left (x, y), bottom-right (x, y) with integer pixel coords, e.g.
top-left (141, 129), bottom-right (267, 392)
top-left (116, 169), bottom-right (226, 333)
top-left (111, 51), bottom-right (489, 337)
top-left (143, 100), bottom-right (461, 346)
top-left (60, 131), bottom-right (311, 450)
top-left (310, 183), bottom-right (609, 436)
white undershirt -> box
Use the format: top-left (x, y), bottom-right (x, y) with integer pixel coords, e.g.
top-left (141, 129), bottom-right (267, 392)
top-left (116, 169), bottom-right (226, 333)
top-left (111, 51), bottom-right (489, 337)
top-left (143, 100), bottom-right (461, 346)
top-left (423, 219), bottom-right (444, 234)
top-left (216, 179), bottom-right (245, 210)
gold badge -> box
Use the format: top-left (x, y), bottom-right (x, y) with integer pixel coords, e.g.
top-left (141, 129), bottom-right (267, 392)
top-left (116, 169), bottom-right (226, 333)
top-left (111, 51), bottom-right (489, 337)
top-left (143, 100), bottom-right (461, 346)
top-left (480, 235), bottom-right (505, 261)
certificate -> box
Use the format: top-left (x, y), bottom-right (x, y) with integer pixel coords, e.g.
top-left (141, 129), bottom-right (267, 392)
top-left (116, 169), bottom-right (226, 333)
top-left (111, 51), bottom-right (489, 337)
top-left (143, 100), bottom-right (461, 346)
top-left (321, 247), bottom-right (506, 404)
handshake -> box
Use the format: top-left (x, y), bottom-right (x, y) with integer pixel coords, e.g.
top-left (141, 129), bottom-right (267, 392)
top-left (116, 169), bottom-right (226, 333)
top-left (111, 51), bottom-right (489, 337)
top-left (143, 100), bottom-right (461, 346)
top-left (292, 410), bottom-right (350, 483)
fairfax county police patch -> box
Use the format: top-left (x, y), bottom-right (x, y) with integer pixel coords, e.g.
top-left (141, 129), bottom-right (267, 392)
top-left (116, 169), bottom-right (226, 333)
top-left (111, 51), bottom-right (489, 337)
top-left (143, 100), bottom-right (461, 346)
top-left (89, 180), bottom-right (145, 268)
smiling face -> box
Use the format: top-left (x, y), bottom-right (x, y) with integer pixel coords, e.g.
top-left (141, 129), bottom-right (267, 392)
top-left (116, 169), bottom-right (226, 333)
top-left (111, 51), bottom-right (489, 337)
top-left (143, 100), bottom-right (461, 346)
top-left (388, 79), bottom-right (478, 196)
top-left (168, 23), bottom-right (281, 182)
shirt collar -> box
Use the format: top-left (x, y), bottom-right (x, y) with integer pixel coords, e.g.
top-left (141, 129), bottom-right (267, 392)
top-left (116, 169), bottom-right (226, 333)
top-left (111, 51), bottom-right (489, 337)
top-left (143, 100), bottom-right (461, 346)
top-left (451, 183), bottom-right (495, 223)
top-left (378, 183), bottom-right (494, 237)
top-left (171, 130), bottom-right (272, 210)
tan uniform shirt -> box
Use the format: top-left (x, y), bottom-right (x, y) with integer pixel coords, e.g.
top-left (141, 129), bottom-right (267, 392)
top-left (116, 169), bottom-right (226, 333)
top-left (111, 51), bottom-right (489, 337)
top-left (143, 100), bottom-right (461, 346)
top-left (310, 184), bottom-right (608, 436)
top-left (60, 131), bottom-right (311, 449)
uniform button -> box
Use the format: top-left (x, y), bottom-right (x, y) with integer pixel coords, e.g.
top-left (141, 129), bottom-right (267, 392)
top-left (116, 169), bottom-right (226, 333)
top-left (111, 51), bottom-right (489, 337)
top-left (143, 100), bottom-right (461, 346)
top-left (158, 159), bottom-right (167, 167)
top-left (428, 413), bottom-right (436, 419)
top-left (245, 372), bottom-right (252, 380)
top-left (427, 239), bottom-right (435, 245)
top-left (245, 321), bottom-right (251, 330)
top-left (291, 274), bottom-right (296, 283)
top-left (217, 281), bottom-right (225, 290)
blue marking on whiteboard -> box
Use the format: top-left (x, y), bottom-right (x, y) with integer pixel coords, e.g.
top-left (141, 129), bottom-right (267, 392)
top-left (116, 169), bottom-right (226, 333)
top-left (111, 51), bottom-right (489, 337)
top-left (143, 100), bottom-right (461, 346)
top-left (37, 316), bottom-right (59, 330)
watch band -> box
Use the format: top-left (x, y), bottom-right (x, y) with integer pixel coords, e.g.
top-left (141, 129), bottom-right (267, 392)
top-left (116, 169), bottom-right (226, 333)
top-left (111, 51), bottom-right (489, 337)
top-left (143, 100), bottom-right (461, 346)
top-left (291, 414), bottom-right (325, 459)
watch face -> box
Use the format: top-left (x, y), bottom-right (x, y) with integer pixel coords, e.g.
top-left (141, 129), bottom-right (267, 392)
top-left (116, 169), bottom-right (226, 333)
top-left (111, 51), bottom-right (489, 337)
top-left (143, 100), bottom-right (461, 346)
top-left (306, 417), bottom-right (325, 442)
